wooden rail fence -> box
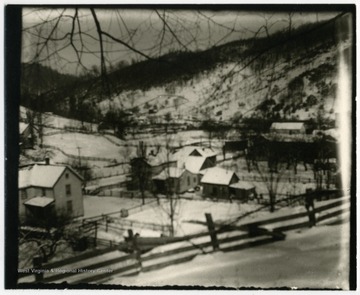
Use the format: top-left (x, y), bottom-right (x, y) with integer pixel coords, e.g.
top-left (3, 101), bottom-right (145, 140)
top-left (17, 196), bottom-right (350, 285)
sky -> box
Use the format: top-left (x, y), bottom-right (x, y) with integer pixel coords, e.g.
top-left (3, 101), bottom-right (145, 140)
top-left (21, 7), bottom-right (339, 75)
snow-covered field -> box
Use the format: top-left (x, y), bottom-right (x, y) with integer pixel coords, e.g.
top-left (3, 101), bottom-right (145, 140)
top-left (107, 222), bottom-right (349, 289)
top-left (83, 196), bottom-right (144, 218)
top-left (44, 133), bottom-right (125, 159)
top-left (116, 197), bottom-right (343, 237)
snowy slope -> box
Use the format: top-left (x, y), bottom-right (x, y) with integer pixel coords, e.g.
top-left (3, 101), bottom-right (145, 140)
top-left (96, 39), bottom-right (349, 124)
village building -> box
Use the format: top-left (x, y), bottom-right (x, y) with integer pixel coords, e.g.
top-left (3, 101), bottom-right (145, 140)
top-left (127, 148), bottom-right (177, 192)
top-left (152, 167), bottom-right (198, 194)
top-left (18, 160), bottom-right (84, 224)
top-left (270, 122), bottom-right (306, 135)
top-left (201, 167), bottom-right (239, 199)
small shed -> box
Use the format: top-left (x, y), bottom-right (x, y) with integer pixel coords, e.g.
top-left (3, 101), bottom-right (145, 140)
top-left (229, 181), bottom-right (256, 202)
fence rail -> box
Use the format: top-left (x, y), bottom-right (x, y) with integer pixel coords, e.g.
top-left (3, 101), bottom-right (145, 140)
top-left (18, 195), bottom-right (350, 285)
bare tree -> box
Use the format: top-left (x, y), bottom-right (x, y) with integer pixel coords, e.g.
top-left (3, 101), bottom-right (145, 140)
top-left (129, 141), bottom-right (148, 205)
top-left (18, 210), bottom-right (75, 264)
top-left (245, 135), bottom-right (291, 212)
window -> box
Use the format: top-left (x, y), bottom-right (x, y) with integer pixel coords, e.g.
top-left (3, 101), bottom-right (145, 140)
top-left (65, 173), bottom-right (69, 179)
top-left (67, 200), bottom-right (73, 213)
top-left (66, 184), bottom-right (71, 196)
top-left (187, 176), bottom-right (190, 186)
top-left (42, 188), bottom-right (46, 196)
top-left (21, 190), bottom-right (27, 200)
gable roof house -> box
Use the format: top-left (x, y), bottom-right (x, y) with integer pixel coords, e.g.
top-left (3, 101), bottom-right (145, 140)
top-left (173, 146), bottom-right (218, 175)
top-left (18, 161), bottom-right (84, 225)
top-left (152, 167), bottom-right (198, 194)
top-left (270, 122), bottom-right (306, 135)
top-left (201, 167), bottom-right (239, 199)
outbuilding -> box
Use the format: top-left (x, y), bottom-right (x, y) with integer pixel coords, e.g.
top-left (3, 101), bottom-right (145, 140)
top-left (201, 167), bottom-right (239, 199)
top-left (229, 181), bottom-right (256, 202)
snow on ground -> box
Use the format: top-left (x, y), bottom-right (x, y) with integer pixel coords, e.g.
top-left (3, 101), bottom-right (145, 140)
top-left (106, 222), bottom-right (349, 289)
top-left (44, 132), bottom-right (123, 159)
top-left (115, 196), bottom-right (348, 238)
top-left (91, 164), bottom-right (130, 179)
top-left (88, 174), bottom-right (127, 187)
top-left (83, 196), bottom-right (144, 218)
top-left (42, 112), bottom-right (98, 131)
top-left (125, 130), bottom-right (208, 147)
top-left (124, 198), bottom-right (268, 236)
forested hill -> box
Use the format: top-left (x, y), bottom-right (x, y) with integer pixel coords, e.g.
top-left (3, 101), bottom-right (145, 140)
top-left (20, 13), bottom-right (352, 124)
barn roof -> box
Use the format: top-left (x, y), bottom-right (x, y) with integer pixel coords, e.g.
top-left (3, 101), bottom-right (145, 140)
top-left (19, 164), bottom-right (83, 189)
top-left (152, 167), bottom-right (186, 180)
top-left (270, 122), bottom-right (305, 130)
top-left (201, 167), bottom-right (238, 185)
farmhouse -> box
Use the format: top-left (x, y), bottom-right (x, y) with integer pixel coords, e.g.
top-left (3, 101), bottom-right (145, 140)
top-left (201, 167), bottom-right (239, 199)
top-left (152, 167), bottom-right (198, 194)
top-left (18, 160), bottom-right (84, 224)
top-left (270, 122), bottom-right (306, 135)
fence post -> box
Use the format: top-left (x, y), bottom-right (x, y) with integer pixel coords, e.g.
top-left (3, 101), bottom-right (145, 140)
top-left (205, 213), bottom-right (219, 251)
top-left (33, 255), bottom-right (43, 282)
top-left (128, 229), bottom-right (142, 269)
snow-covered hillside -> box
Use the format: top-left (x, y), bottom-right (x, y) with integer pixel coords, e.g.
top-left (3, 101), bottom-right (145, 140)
top-left (97, 39), bottom-right (349, 123)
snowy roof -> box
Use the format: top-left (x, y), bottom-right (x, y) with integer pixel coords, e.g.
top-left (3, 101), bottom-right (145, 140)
top-left (24, 197), bottom-right (54, 207)
top-left (173, 146), bottom-right (217, 160)
top-left (152, 167), bottom-right (185, 180)
top-left (183, 156), bottom-right (207, 174)
top-left (19, 164), bottom-right (83, 189)
top-left (201, 167), bottom-right (238, 185)
top-left (229, 181), bottom-right (255, 190)
top-left (270, 122), bottom-right (305, 130)
top-left (19, 122), bottom-right (29, 134)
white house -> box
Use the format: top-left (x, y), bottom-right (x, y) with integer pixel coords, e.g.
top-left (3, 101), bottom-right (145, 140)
top-left (19, 161), bottom-right (84, 223)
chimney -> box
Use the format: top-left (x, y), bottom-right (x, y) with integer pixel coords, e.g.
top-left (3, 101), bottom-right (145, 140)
top-left (45, 157), bottom-right (50, 165)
